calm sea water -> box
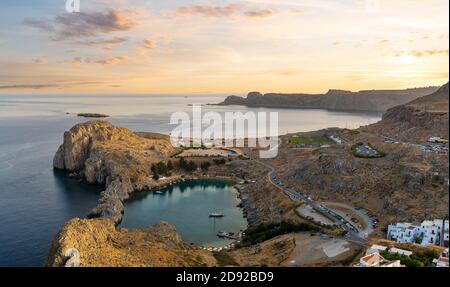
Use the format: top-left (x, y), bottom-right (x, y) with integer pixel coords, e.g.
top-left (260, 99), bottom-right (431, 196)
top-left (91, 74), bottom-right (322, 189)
top-left (121, 179), bottom-right (247, 247)
top-left (0, 94), bottom-right (381, 266)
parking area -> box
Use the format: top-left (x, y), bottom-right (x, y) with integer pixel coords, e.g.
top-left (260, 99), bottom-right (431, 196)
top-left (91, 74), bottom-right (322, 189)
top-left (323, 202), bottom-right (375, 238)
top-left (296, 205), bottom-right (334, 226)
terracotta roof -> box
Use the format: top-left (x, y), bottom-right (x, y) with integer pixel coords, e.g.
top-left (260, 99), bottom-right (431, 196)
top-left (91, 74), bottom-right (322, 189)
top-left (361, 253), bottom-right (384, 265)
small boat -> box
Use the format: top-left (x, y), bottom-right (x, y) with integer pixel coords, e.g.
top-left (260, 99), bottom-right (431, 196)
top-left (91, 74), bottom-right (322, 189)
top-left (154, 190), bottom-right (164, 195)
top-left (209, 212), bottom-right (224, 218)
top-left (217, 231), bottom-right (229, 238)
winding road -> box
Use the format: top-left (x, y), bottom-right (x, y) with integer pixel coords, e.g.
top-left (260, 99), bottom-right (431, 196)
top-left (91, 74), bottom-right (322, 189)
top-left (252, 158), bottom-right (369, 246)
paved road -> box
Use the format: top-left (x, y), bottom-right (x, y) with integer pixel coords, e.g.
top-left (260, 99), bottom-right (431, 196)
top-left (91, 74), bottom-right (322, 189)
top-left (253, 158), bottom-right (368, 246)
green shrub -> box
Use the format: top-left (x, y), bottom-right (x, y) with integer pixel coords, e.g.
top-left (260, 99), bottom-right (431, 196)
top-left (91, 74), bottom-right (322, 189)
top-left (239, 221), bottom-right (319, 247)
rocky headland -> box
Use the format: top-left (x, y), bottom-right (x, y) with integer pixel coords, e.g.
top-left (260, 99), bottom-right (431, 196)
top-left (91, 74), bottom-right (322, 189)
top-left (77, 113), bottom-right (109, 118)
top-left (46, 219), bottom-right (215, 267)
top-left (218, 86), bottom-right (439, 112)
top-left (53, 120), bottom-right (178, 225)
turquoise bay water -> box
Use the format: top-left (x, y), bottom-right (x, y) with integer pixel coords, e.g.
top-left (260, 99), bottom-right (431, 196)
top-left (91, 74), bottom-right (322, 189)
top-left (0, 94), bottom-right (381, 266)
top-left (120, 179), bottom-right (247, 247)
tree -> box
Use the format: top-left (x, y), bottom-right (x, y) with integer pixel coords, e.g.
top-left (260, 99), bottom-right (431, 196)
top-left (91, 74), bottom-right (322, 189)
top-left (201, 161), bottom-right (211, 171)
top-left (213, 158), bottom-right (226, 165)
top-left (179, 157), bottom-right (187, 169)
top-left (187, 160), bottom-right (197, 172)
top-left (167, 160), bottom-right (174, 171)
top-left (151, 164), bottom-right (159, 180)
top-left (156, 161), bottom-right (168, 175)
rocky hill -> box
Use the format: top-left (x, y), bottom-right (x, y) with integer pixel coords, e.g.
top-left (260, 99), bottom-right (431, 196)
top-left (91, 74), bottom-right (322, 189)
top-left (365, 82), bottom-right (449, 142)
top-left (270, 83), bottom-right (449, 231)
top-left (219, 86), bottom-right (439, 112)
top-left (46, 219), bottom-right (215, 267)
top-left (53, 120), bottom-right (178, 225)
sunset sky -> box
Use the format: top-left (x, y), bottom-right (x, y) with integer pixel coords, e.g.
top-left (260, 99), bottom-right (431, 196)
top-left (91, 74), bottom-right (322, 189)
top-left (0, 0), bottom-right (448, 94)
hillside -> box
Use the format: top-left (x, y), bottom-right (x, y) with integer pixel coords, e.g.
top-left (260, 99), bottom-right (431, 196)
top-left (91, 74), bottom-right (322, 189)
top-left (218, 86), bottom-right (439, 112)
top-left (365, 82), bottom-right (449, 142)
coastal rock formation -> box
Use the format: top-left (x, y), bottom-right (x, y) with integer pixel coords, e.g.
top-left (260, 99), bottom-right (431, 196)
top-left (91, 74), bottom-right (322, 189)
top-left (77, 113), bottom-right (109, 118)
top-left (53, 120), bottom-right (177, 225)
top-left (366, 82), bottom-right (449, 142)
top-left (46, 219), bottom-right (215, 267)
top-left (219, 86), bottom-right (439, 112)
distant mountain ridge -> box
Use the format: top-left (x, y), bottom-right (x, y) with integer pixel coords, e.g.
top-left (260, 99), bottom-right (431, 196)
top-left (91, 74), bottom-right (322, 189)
top-left (218, 86), bottom-right (440, 112)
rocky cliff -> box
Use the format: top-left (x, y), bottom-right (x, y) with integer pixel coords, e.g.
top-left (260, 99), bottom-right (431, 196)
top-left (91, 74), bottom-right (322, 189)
top-left (53, 120), bottom-right (177, 225)
top-left (366, 82), bottom-right (449, 142)
top-left (219, 86), bottom-right (439, 112)
top-left (46, 219), bottom-right (216, 267)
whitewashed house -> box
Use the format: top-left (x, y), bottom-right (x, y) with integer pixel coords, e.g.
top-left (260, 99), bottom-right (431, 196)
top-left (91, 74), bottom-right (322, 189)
top-left (389, 247), bottom-right (413, 257)
top-left (419, 220), bottom-right (442, 246)
top-left (387, 223), bottom-right (420, 244)
top-left (387, 219), bottom-right (449, 247)
top-left (366, 244), bottom-right (388, 255)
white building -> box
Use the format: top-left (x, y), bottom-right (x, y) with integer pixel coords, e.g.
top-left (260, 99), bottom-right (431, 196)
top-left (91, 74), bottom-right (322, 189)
top-left (366, 244), bottom-right (388, 255)
top-left (387, 219), bottom-right (449, 247)
top-left (419, 220), bottom-right (442, 246)
top-left (389, 247), bottom-right (413, 257)
top-left (433, 248), bottom-right (449, 267)
top-left (329, 135), bottom-right (343, 145)
top-left (428, 137), bottom-right (449, 144)
top-left (387, 223), bottom-right (420, 244)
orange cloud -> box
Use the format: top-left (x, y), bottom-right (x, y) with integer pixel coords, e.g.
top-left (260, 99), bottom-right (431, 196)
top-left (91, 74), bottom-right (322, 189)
top-left (244, 9), bottom-right (277, 19)
top-left (397, 49), bottom-right (449, 57)
top-left (143, 39), bottom-right (156, 49)
top-left (95, 55), bottom-right (128, 65)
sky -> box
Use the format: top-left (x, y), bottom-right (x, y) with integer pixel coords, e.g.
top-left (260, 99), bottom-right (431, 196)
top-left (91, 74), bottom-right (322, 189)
top-left (0, 0), bottom-right (448, 94)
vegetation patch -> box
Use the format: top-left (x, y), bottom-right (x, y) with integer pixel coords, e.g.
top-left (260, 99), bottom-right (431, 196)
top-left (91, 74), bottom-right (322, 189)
top-left (290, 136), bottom-right (336, 147)
top-left (178, 157), bottom-right (198, 173)
top-left (238, 221), bottom-right (319, 247)
top-left (380, 249), bottom-right (440, 267)
top-left (150, 160), bottom-right (174, 180)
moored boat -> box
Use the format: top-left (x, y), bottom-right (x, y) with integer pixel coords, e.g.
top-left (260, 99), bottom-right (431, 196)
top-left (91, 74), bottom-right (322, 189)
top-left (209, 212), bottom-right (224, 218)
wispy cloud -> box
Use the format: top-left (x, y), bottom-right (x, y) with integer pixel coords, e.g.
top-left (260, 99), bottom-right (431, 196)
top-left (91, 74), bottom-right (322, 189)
top-left (174, 4), bottom-right (244, 18)
top-left (74, 37), bottom-right (128, 46)
top-left (94, 55), bottom-right (129, 65)
top-left (244, 9), bottom-right (277, 18)
top-left (24, 9), bottom-right (137, 40)
top-left (397, 49), bottom-right (449, 57)
top-left (0, 81), bottom-right (103, 90)
top-left (33, 58), bottom-right (48, 65)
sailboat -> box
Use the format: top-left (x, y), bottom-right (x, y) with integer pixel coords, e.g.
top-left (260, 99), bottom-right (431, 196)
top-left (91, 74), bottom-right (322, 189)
top-left (209, 212), bottom-right (224, 218)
